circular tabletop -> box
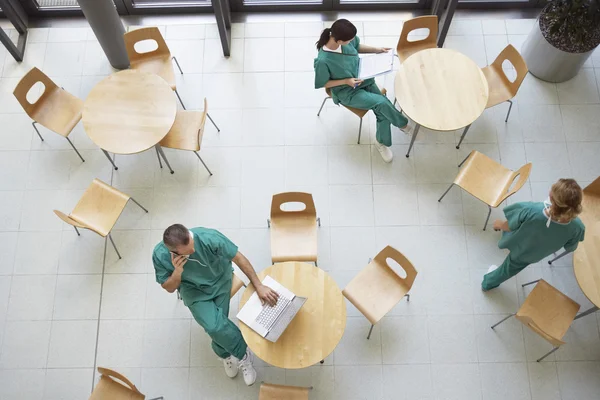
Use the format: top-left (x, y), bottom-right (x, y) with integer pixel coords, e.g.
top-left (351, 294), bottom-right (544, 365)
top-left (239, 262), bottom-right (346, 369)
top-left (82, 69), bottom-right (177, 155)
top-left (394, 48), bottom-right (489, 131)
top-left (573, 219), bottom-right (600, 308)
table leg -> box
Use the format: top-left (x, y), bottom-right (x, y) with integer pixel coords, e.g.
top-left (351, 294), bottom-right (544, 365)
top-left (155, 145), bottom-right (174, 174)
top-left (102, 149), bottom-right (118, 170)
top-left (574, 306), bottom-right (599, 320)
top-left (405, 123), bottom-right (420, 158)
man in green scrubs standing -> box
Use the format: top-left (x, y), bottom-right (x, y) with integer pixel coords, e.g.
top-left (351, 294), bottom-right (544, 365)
top-left (152, 224), bottom-right (279, 386)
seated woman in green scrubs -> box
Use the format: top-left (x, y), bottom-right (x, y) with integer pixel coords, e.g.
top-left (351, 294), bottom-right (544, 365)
top-left (152, 224), bottom-right (279, 386)
top-left (483, 178), bottom-right (586, 291)
top-left (314, 19), bottom-right (410, 163)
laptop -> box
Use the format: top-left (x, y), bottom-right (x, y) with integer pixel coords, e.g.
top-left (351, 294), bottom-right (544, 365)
top-left (237, 276), bottom-right (307, 343)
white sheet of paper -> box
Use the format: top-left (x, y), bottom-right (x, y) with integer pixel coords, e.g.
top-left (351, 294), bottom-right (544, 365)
top-left (358, 51), bottom-right (395, 80)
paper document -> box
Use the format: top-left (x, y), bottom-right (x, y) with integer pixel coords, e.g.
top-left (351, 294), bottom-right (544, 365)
top-left (358, 51), bottom-right (395, 80)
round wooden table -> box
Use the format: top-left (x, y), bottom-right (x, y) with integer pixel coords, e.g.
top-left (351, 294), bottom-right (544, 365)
top-left (573, 219), bottom-right (600, 319)
top-left (82, 70), bottom-right (177, 169)
top-left (395, 48), bottom-right (489, 157)
top-left (239, 262), bottom-right (346, 369)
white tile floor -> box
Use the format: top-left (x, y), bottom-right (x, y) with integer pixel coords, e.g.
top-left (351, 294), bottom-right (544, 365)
top-left (0, 17), bottom-right (599, 400)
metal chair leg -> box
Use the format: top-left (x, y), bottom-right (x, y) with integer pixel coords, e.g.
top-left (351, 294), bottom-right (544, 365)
top-left (404, 293), bottom-right (410, 301)
top-left (65, 137), bottom-right (85, 162)
top-left (505, 100), bottom-right (513, 123)
top-left (438, 183), bottom-right (454, 202)
top-left (267, 219), bottom-right (271, 228)
top-left (32, 121), bottom-right (44, 141)
top-left (458, 152), bottom-right (471, 168)
top-left (155, 145), bottom-right (174, 174)
top-left (174, 88), bottom-right (186, 110)
top-left (172, 56), bottom-right (183, 74)
top-left (74, 226), bottom-right (81, 236)
top-left (130, 197), bottom-right (149, 213)
top-left (102, 149), bottom-right (118, 170)
top-left (317, 217), bottom-right (321, 227)
top-left (194, 151), bottom-right (213, 175)
top-left (108, 233), bottom-right (122, 259)
top-left (483, 206), bottom-right (492, 231)
top-left (207, 113), bottom-right (220, 132)
top-left (548, 250), bottom-right (569, 265)
top-left (148, 397), bottom-right (165, 400)
top-left (456, 124), bottom-right (471, 149)
top-left (317, 97), bottom-right (330, 116)
top-left (405, 123), bottom-right (420, 158)
top-left (491, 313), bottom-right (515, 329)
top-left (367, 324), bottom-right (374, 340)
top-left (521, 279), bottom-right (541, 288)
top-left (537, 346), bottom-right (559, 362)
top-left (155, 146), bottom-right (163, 169)
top-left (357, 118), bottom-right (363, 144)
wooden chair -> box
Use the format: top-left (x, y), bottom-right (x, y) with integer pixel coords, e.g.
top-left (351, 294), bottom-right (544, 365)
top-left (268, 192), bottom-right (320, 265)
top-left (123, 27), bottom-right (187, 109)
top-left (457, 44), bottom-right (528, 149)
top-left (438, 150), bottom-right (532, 231)
top-left (13, 67), bottom-right (85, 162)
top-left (396, 16), bottom-right (438, 63)
top-left (492, 279), bottom-right (580, 362)
top-left (156, 98), bottom-right (217, 175)
top-left (316, 87), bottom-right (387, 144)
top-left (177, 269), bottom-right (245, 301)
top-left (90, 367), bottom-right (163, 400)
top-left (259, 382), bottom-right (312, 400)
top-left (343, 245), bottom-right (418, 339)
top-left (53, 178), bottom-right (148, 259)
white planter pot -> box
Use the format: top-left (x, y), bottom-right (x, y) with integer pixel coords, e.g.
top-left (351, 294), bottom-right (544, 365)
top-left (521, 18), bottom-right (595, 83)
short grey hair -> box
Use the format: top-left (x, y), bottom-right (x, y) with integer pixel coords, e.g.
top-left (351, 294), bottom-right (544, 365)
top-left (163, 224), bottom-right (190, 248)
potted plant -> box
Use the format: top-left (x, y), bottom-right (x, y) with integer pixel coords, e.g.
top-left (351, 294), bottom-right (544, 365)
top-left (521, 0), bottom-right (600, 83)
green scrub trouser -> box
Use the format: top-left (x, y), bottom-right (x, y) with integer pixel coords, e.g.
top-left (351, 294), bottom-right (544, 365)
top-left (481, 253), bottom-right (530, 291)
top-left (342, 83), bottom-right (408, 147)
top-left (187, 289), bottom-right (247, 360)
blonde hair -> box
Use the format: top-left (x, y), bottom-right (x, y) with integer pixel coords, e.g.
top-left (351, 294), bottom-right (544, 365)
top-left (549, 179), bottom-right (583, 222)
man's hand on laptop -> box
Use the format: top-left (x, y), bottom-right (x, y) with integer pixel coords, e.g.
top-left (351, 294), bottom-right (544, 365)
top-left (256, 284), bottom-right (279, 307)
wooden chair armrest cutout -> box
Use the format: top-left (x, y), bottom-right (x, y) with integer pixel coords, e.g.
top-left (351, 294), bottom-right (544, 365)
top-left (491, 44), bottom-right (528, 94)
top-left (124, 26), bottom-right (170, 60)
top-left (374, 245), bottom-right (418, 287)
top-left (97, 367), bottom-right (143, 394)
top-left (53, 210), bottom-right (86, 229)
top-left (270, 192), bottom-right (316, 218)
top-left (396, 16), bottom-right (438, 51)
top-left (13, 67), bottom-right (59, 117)
top-left (515, 315), bottom-right (565, 347)
top-left (498, 163), bottom-right (532, 204)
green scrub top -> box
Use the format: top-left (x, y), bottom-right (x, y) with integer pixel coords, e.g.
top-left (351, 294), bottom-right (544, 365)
top-left (498, 202), bottom-right (585, 264)
top-left (314, 36), bottom-right (375, 104)
top-left (152, 227), bottom-right (238, 306)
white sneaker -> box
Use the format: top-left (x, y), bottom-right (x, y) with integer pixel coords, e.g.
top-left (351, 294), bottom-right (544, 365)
top-left (222, 355), bottom-right (239, 378)
top-left (374, 141), bottom-right (394, 163)
top-left (487, 265), bottom-right (499, 274)
top-left (238, 349), bottom-right (257, 386)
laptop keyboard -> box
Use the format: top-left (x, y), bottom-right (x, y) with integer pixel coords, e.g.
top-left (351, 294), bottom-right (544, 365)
top-left (255, 292), bottom-right (291, 331)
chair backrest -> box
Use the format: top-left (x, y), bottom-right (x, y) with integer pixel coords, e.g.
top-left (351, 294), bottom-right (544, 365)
top-left (497, 163), bottom-right (533, 204)
top-left (583, 176), bottom-right (600, 198)
top-left (198, 98), bottom-right (208, 144)
top-left (124, 27), bottom-right (171, 65)
top-left (259, 383), bottom-right (310, 400)
top-left (270, 192), bottom-right (317, 220)
top-left (53, 210), bottom-right (86, 229)
top-left (90, 367), bottom-right (144, 400)
top-left (230, 270), bottom-right (246, 298)
top-left (372, 245), bottom-right (418, 290)
top-left (13, 67), bottom-right (59, 119)
top-left (516, 280), bottom-right (580, 347)
top-left (396, 16), bottom-right (438, 54)
top-left (489, 44), bottom-right (528, 97)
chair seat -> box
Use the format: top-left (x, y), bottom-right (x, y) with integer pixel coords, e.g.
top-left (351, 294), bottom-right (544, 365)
top-left (454, 151), bottom-right (516, 207)
top-left (259, 383), bottom-right (310, 400)
top-left (343, 260), bottom-right (412, 325)
top-left (89, 376), bottom-right (144, 400)
top-left (231, 272), bottom-right (245, 298)
top-left (326, 88), bottom-right (387, 119)
top-left (397, 42), bottom-right (436, 63)
top-left (70, 180), bottom-right (131, 237)
top-left (33, 88), bottom-right (83, 137)
top-left (131, 55), bottom-right (176, 90)
top-left (517, 280), bottom-right (580, 345)
top-left (482, 65), bottom-right (515, 109)
top-left (270, 217), bottom-right (318, 263)
top-left (159, 110), bottom-right (203, 151)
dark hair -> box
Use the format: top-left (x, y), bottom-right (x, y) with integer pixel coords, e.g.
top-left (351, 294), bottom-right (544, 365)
top-left (316, 19), bottom-right (357, 50)
top-left (163, 224), bottom-right (190, 249)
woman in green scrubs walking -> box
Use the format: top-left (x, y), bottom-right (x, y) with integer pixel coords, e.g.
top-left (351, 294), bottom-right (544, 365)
top-left (482, 178), bottom-right (586, 291)
top-left (314, 19), bottom-right (410, 163)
